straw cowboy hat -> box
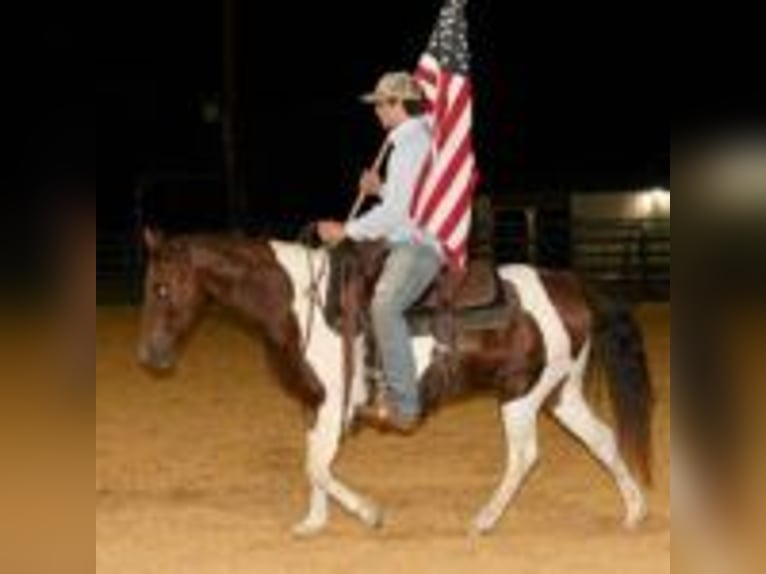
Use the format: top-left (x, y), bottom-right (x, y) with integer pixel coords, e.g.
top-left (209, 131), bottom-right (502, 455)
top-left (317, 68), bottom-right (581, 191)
top-left (360, 71), bottom-right (424, 104)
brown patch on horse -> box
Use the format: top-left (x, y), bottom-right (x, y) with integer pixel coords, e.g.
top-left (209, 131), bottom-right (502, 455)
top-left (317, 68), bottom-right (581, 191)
top-left (537, 269), bottom-right (592, 358)
top-left (324, 240), bottom-right (388, 332)
top-left (141, 235), bottom-right (324, 410)
top-left (194, 239), bottom-right (294, 335)
top-left (195, 239), bottom-right (325, 409)
top-left (259, 311), bottom-right (327, 415)
top-left (419, 282), bottom-right (546, 413)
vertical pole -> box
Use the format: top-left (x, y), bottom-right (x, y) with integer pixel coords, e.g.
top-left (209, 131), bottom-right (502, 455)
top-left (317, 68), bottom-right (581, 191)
top-left (222, 0), bottom-right (245, 231)
top-left (639, 221), bottom-right (648, 300)
top-left (133, 181), bottom-right (145, 304)
top-left (524, 206), bottom-right (538, 264)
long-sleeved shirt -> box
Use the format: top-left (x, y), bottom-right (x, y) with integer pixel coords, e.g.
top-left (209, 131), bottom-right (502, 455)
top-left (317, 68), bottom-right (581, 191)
top-left (345, 117), bottom-right (442, 257)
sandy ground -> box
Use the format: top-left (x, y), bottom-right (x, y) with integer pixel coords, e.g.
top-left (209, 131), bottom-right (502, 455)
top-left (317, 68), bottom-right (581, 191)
top-left (96, 304), bottom-right (670, 573)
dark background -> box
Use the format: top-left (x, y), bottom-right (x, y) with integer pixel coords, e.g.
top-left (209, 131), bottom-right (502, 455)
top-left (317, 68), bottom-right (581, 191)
top-left (0, 1), bottom-right (684, 296)
top-left (95, 0), bottom-right (669, 231)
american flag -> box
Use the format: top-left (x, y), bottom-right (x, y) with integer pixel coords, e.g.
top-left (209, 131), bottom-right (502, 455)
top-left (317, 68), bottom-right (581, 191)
top-left (411, 0), bottom-right (479, 268)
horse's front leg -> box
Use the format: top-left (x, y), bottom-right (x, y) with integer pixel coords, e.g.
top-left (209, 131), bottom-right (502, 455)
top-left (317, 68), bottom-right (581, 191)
top-left (293, 341), bottom-right (382, 536)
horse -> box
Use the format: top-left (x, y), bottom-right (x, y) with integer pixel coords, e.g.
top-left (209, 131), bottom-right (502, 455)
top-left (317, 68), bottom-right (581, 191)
top-left (136, 228), bottom-right (654, 536)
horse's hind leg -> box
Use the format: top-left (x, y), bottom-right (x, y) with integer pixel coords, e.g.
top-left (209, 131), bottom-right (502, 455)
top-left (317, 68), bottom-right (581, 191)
top-left (471, 359), bottom-right (574, 535)
top-left (471, 393), bottom-right (541, 535)
top-left (293, 391), bottom-right (382, 536)
top-left (551, 340), bottom-right (647, 528)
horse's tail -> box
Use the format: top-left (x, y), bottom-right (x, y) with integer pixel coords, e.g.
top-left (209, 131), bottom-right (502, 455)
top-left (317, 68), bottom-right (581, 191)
top-left (587, 287), bottom-right (655, 485)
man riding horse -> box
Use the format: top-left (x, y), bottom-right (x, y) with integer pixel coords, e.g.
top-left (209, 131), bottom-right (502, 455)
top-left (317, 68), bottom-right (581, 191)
top-left (317, 71), bottom-right (446, 433)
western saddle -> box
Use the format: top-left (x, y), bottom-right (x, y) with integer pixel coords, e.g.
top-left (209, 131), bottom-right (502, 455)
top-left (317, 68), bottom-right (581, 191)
top-left (324, 195), bottom-right (517, 347)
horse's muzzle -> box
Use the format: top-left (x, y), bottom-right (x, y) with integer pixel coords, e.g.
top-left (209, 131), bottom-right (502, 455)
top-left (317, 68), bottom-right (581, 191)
top-left (137, 339), bottom-right (176, 372)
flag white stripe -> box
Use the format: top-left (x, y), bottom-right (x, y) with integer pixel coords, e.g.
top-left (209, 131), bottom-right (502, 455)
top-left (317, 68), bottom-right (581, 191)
top-left (428, 153), bottom-right (474, 233)
top-left (445, 208), bottom-right (471, 251)
top-left (417, 54), bottom-right (439, 83)
top-left (414, 97), bottom-right (472, 219)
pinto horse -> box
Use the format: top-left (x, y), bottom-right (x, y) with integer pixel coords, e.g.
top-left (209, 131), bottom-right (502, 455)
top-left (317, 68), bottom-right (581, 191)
top-left (137, 229), bottom-right (654, 536)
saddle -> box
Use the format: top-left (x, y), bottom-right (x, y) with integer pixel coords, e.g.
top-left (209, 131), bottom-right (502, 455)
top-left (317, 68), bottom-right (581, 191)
top-left (405, 256), bottom-right (513, 335)
top-left (323, 195), bottom-right (518, 338)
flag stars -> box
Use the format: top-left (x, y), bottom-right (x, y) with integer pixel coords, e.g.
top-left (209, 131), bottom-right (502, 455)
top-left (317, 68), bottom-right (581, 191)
top-left (426, 1), bottom-right (470, 74)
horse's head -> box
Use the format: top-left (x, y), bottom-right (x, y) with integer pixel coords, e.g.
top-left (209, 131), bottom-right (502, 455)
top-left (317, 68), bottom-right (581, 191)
top-left (137, 229), bottom-right (207, 371)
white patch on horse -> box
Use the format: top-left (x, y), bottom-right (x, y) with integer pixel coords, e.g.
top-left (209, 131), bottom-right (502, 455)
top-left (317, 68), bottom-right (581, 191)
top-left (499, 264), bottom-right (572, 365)
top-left (552, 339), bottom-right (647, 528)
top-left (472, 394), bottom-right (540, 534)
top-left (270, 241), bottom-right (379, 534)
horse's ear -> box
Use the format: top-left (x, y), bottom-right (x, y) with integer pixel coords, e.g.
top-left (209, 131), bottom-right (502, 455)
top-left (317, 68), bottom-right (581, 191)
top-left (143, 227), bottom-right (164, 252)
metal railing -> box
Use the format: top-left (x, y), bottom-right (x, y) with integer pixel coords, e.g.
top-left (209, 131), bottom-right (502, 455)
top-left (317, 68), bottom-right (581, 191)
top-left (571, 218), bottom-right (669, 300)
top-left (97, 227), bottom-right (142, 304)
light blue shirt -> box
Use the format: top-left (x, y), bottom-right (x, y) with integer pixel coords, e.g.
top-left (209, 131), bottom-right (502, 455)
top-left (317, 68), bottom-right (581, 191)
top-left (345, 117), bottom-right (442, 258)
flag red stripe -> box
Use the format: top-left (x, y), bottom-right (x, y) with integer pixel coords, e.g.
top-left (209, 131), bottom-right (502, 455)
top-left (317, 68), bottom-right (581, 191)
top-left (441, 236), bottom-right (468, 271)
top-left (409, 153), bottom-right (433, 218)
top-left (436, 80), bottom-right (470, 150)
top-left (436, 169), bottom-right (479, 243)
top-left (434, 72), bottom-right (455, 126)
top-left (415, 64), bottom-right (438, 89)
top-left (416, 133), bottom-right (472, 226)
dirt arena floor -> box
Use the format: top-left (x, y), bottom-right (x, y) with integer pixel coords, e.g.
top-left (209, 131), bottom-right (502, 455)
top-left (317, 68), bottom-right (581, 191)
top-left (96, 304), bottom-right (670, 573)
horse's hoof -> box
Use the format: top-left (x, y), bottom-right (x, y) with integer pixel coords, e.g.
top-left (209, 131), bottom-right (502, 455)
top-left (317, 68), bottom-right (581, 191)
top-left (292, 520), bottom-right (326, 538)
top-left (469, 524), bottom-right (492, 538)
top-left (361, 504), bottom-right (384, 530)
top-left (623, 501), bottom-right (648, 530)
top-left (469, 512), bottom-right (496, 536)
top-left (623, 488), bottom-right (648, 530)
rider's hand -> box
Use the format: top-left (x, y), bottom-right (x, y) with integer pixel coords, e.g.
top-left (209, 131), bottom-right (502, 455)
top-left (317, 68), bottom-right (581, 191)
top-left (358, 169), bottom-right (382, 197)
top-left (317, 220), bottom-right (346, 245)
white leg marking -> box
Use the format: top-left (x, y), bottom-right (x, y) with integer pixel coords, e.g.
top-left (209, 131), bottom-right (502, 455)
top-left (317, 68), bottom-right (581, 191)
top-left (467, 265), bottom-right (577, 534)
top-left (294, 392), bottom-right (382, 535)
top-left (471, 395), bottom-right (540, 535)
top-left (553, 342), bottom-right (647, 528)
top-left (292, 483), bottom-right (329, 537)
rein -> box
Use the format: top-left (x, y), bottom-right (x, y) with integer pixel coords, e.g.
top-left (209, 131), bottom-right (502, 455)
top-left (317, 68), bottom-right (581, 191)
top-left (296, 224), bottom-right (360, 429)
top-left (296, 224), bottom-right (329, 355)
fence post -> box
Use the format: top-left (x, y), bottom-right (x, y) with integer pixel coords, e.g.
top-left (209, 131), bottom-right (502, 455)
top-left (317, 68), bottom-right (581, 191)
top-left (524, 206), bottom-right (538, 264)
top-left (132, 182), bottom-right (145, 304)
top-left (639, 221), bottom-right (648, 300)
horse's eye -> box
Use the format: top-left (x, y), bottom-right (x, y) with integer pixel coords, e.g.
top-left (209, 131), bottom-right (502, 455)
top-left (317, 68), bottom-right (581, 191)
top-left (155, 283), bottom-right (170, 300)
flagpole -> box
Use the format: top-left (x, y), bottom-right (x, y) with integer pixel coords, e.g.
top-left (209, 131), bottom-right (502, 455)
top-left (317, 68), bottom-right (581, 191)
top-left (345, 136), bottom-right (391, 222)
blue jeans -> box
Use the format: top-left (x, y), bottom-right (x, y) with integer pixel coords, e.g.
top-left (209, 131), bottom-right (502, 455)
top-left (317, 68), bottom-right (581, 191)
top-left (370, 242), bottom-right (442, 418)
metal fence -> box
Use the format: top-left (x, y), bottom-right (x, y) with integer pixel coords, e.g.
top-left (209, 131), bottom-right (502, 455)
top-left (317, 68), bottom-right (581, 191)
top-left (97, 227), bottom-right (141, 304)
top-left (572, 217), bottom-right (670, 300)
top-left (492, 201), bottom-right (669, 301)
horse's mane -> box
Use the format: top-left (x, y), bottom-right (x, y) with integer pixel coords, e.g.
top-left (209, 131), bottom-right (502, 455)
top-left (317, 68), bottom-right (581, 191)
top-left (161, 233), bottom-right (326, 408)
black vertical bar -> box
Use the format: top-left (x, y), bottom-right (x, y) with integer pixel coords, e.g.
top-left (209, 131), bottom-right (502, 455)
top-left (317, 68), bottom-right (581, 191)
top-left (222, 0), bottom-right (245, 231)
